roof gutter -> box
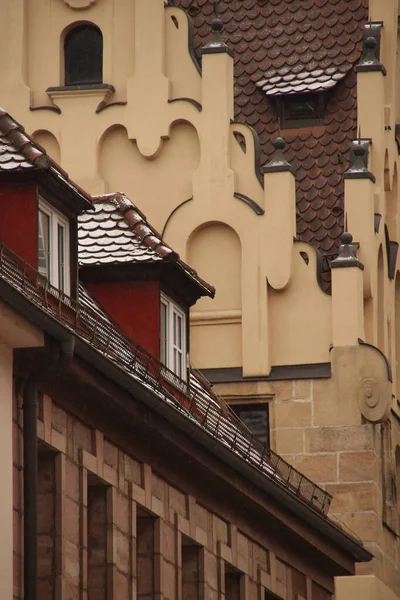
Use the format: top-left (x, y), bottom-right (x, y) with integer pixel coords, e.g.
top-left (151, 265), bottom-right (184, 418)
top-left (0, 278), bottom-right (372, 564)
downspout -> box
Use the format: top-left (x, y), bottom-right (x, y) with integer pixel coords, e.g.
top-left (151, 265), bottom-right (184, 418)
top-left (23, 335), bottom-right (75, 600)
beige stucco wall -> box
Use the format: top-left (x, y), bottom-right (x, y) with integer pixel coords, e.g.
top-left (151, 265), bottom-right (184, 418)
top-left (0, 0), bottom-right (334, 377)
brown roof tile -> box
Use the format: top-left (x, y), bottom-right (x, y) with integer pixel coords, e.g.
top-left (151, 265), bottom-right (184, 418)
top-left (175, 0), bottom-right (368, 283)
top-left (79, 193), bottom-right (215, 298)
top-left (0, 107), bottom-right (93, 210)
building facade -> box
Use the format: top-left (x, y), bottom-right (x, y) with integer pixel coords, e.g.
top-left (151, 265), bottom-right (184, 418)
top-left (0, 109), bottom-right (371, 600)
top-left (1, 0), bottom-right (400, 597)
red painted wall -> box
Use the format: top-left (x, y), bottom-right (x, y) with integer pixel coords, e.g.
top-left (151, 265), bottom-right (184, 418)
top-left (85, 280), bottom-right (160, 358)
top-left (0, 182), bottom-right (37, 267)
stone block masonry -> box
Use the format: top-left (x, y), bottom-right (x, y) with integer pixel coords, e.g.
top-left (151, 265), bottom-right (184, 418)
top-left (12, 390), bottom-right (336, 600)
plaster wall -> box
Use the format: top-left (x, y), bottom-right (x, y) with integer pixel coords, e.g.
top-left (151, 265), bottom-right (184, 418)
top-left (0, 0), bottom-right (334, 377)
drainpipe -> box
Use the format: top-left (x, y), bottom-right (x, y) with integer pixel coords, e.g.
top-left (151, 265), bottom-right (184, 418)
top-left (23, 335), bottom-right (75, 600)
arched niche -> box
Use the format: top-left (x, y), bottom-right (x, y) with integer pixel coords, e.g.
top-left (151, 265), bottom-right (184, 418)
top-left (187, 222), bottom-right (242, 313)
top-left (396, 445), bottom-right (400, 519)
top-left (387, 163), bottom-right (398, 240)
top-left (364, 296), bottom-right (373, 345)
top-left (31, 130), bottom-right (61, 165)
top-left (187, 222), bottom-right (242, 369)
top-left (395, 272), bottom-right (400, 398)
top-left (384, 149), bottom-right (390, 192)
top-left (378, 245), bottom-right (385, 353)
top-left (99, 122), bottom-right (200, 232)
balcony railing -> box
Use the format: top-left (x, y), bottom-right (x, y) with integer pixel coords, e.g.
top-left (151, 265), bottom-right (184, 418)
top-left (0, 242), bottom-right (332, 515)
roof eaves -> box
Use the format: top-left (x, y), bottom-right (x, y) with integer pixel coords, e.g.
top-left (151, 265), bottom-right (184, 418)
top-left (0, 246), bottom-right (372, 562)
top-left (0, 107), bottom-right (93, 212)
top-left (91, 192), bottom-right (215, 298)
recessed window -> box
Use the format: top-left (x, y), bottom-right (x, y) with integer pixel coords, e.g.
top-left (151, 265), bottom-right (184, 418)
top-left (38, 199), bottom-right (70, 293)
top-left (277, 93), bottom-right (325, 129)
top-left (231, 403), bottom-right (269, 448)
top-left (160, 294), bottom-right (187, 379)
top-left (64, 24), bottom-right (103, 86)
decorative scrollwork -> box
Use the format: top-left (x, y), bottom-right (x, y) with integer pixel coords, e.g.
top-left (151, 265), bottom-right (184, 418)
top-left (358, 377), bottom-right (389, 422)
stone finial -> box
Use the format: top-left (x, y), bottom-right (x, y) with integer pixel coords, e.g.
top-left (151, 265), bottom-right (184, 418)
top-left (262, 136), bottom-right (296, 175)
top-left (201, 17), bottom-right (233, 56)
top-left (355, 22), bottom-right (386, 75)
top-left (344, 138), bottom-right (375, 182)
top-left (330, 232), bottom-right (364, 270)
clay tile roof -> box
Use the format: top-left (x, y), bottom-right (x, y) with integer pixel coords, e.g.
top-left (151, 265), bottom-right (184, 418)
top-left (78, 192), bottom-right (215, 298)
top-left (175, 0), bottom-right (368, 284)
top-left (0, 107), bottom-right (93, 209)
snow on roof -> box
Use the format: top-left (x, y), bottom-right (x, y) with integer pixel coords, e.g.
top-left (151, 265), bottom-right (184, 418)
top-left (78, 192), bottom-right (215, 298)
top-left (78, 199), bottom-right (164, 266)
top-left (0, 108), bottom-right (93, 210)
top-left (257, 67), bottom-right (349, 96)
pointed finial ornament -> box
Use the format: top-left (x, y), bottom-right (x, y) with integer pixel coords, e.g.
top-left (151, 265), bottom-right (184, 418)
top-left (262, 134), bottom-right (295, 175)
top-left (355, 21), bottom-right (386, 74)
top-left (344, 135), bottom-right (375, 182)
top-left (331, 232), bottom-right (364, 270)
top-left (201, 5), bottom-right (233, 56)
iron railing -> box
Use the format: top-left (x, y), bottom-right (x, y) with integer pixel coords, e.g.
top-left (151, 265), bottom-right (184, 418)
top-left (0, 242), bottom-right (332, 515)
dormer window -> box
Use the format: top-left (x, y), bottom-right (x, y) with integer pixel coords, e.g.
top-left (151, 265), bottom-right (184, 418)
top-left (64, 24), bottom-right (103, 86)
top-left (277, 93), bottom-right (325, 129)
top-left (160, 294), bottom-right (187, 379)
top-left (38, 199), bottom-right (70, 293)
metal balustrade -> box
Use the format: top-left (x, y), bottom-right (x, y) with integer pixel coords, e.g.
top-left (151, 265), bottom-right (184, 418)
top-left (0, 242), bottom-right (332, 515)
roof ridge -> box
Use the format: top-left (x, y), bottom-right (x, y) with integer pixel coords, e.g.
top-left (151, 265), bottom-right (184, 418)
top-left (0, 107), bottom-right (93, 209)
top-left (88, 192), bottom-right (215, 296)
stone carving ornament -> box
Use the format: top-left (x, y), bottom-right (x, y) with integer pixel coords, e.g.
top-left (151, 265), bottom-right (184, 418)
top-left (64, 0), bottom-right (96, 8)
top-left (358, 377), bottom-right (390, 422)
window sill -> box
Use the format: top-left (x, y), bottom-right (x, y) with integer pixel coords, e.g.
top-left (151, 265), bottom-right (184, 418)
top-left (46, 84), bottom-right (115, 103)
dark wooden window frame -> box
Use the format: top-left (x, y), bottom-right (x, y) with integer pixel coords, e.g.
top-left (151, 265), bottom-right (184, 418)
top-left (276, 93), bottom-right (325, 129)
top-left (64, 24), bottom-right (103, 86)
top-left (231, 402), bottom-right (270, 449)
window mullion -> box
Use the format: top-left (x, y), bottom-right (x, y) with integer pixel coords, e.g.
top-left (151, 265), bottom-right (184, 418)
top-left (168, 306), bottom-right (174, 372)
top-left (51, 215), bottom-right (58, 287)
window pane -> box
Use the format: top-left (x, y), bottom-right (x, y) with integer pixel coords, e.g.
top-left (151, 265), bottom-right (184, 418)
top-left (232, 404), bottom-right (269, 448)
top-left (57, 224), bottom-right (65, 291)
top-left (173, 312), bottom-right (183, 349)
top-left (65, 26), bottom-right (103, 86)
top-left (160, 302), bottom-right (168, 364)
top-left (38, 210), bottom-right (50, 279)
top-left (174, 348), bottom-right (182, 378)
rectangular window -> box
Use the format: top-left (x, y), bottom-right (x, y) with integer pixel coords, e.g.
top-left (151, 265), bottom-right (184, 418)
top-left (231, 403), bottom-right (270, 449)
top-left (225, 565), bottom-right (242, 600)
top-left (137, 510), bottom-right (155, 600)
top-left (38, 210), bottom-right (50, 280)
top-left (160, 294), bottom-right (187, 380)
top-left (265, 592), bottom-right (284, 600)
top-left (38, 199), bottom-right (70, 293)
top-left (37, 447), bottom-right (56, 599)
top-left (87, 481), bottom-right (108, 600)
top-left (277, 93), bottom-right (325, 129)
top-left (182, 540), bottom-right (200, 600)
